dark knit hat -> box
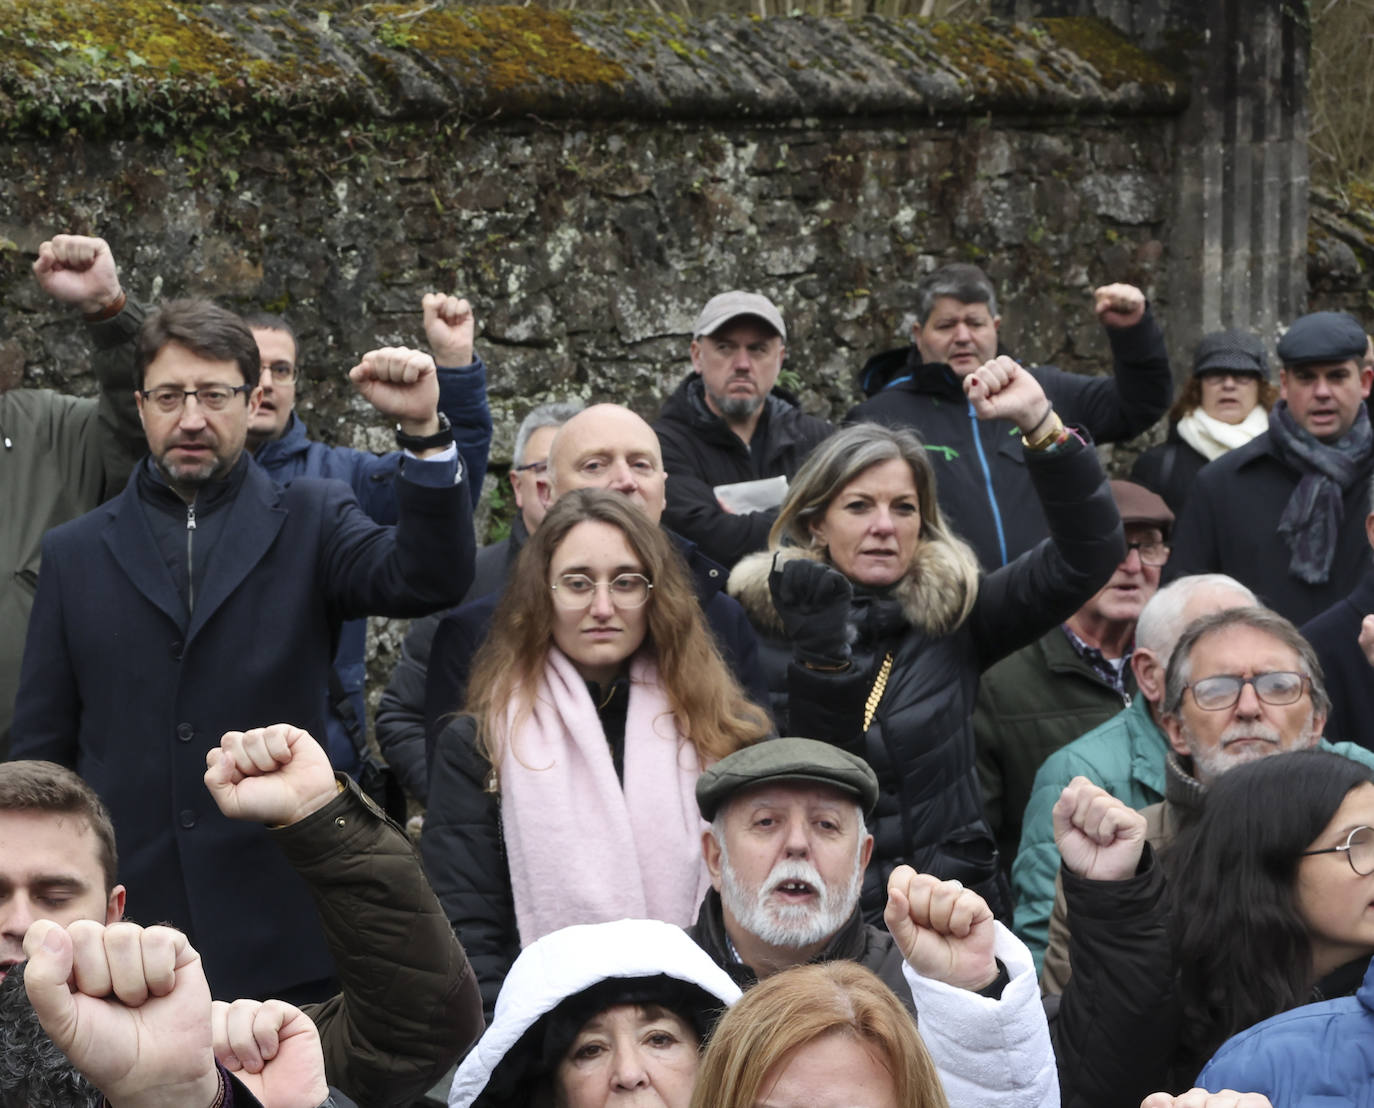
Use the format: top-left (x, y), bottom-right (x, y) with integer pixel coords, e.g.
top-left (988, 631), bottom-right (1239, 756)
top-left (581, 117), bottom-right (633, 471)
top-left (696, 737), bottom-right (879, 820)
top-left (1192, 329), bottom-right (1269, 380)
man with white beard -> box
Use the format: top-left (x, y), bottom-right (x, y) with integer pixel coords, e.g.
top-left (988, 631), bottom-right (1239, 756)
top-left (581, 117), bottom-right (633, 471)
top-left (686, 738), bottom-right (1060, 1107)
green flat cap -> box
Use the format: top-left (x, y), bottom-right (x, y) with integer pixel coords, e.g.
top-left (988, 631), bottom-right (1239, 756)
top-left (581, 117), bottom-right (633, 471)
top-left (696, 737), bottom-right (879, 820)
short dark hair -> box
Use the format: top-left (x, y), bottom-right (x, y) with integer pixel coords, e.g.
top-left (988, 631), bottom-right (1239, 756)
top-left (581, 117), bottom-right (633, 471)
top-left (0, 762), bottom-right (118, 894)
top-left (914, 263), bottom-right (999, 325)
top-left (134, 299), bottom-right (259, 388)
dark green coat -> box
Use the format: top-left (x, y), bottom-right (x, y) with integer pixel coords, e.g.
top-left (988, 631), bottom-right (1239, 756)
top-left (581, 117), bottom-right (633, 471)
top-left (973, 627), bottom-right (1134, 871)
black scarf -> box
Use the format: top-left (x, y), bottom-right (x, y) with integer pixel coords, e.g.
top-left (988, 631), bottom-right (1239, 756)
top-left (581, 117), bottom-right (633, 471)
top-left (1267, 400), bottom-right (1374, 585)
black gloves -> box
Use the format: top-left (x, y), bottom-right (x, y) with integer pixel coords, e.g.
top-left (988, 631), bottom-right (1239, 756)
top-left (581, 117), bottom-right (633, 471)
top-left (769, 554), bottom-right (854, 669)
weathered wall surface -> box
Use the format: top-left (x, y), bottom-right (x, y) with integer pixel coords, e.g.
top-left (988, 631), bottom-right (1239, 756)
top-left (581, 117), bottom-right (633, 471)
top-left (1309, 188), bottom-right (1374, 326)
top-left (0, 3), bottom-right (1187, 700)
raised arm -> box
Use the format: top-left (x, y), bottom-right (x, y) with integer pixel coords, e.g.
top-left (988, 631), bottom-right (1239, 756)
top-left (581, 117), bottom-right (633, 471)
top-left (424, 292), bottom-right (491, 507)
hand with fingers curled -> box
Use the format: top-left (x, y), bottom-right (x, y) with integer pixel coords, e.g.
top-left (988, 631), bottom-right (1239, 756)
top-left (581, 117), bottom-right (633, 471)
top-left (768, 553), bottom-right (854, 669)
top-left (348, 346), bottom-right (441, 434)
top-left (1093, 283), bottom-right (1147, 330)
top-left (884, 865), bottom-right (999, 992)
top-left (32, 234), bottom-right (124, 316)
top-left (962, 354), bottom-right (1053, 435)
top-left (1141, 1089), bottom-right (1274, 1108)
top-left (212, 997), bottom-right (328, 1108)
top-left (23, 919), bottom-right (220, 1108)
top-left (1052, 776), bottom-right (1148, 882)
top-left (422, 292), bottom-right (476, 368)
top-left (205, 724), bottom-right (339, 828)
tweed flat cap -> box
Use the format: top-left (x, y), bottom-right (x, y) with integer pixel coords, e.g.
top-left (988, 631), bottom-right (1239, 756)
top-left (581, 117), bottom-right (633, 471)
top-left (696, 737), bottom-right (879, 820)
top-left (1192, 329), bottom-right (1269, 380)
top-left (1277, 311), bottom-right (1368, 366)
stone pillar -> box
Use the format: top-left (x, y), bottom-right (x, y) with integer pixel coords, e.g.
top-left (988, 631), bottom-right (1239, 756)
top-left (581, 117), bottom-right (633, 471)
top-left (994, 0), bottom-right (1310, 364)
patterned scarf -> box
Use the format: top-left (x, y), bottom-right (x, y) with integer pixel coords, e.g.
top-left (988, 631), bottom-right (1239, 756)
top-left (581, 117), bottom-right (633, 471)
top-left (1267, 400), bottom-right (1374, 584)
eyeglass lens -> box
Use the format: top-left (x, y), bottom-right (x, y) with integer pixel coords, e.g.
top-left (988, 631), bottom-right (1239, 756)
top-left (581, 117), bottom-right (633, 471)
top-left (1347, 827), bottom-right (1374, 875)
top-left (552, 573), bottom-right (651, 609)
top-left (1126, 541), bottom-right (1170, 566)
top-left (1189, 671), bottom-right (1305, 710)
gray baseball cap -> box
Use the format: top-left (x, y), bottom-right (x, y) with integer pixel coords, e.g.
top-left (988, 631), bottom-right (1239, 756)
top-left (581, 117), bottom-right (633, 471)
top-left (693, 291), bottom-right (787, 341)
top-left (696, 737), bottom-right (878, 820)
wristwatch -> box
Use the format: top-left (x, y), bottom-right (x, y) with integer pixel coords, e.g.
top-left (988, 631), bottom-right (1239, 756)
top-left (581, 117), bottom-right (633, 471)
top-left (395, 411), bottom-right (453, 452)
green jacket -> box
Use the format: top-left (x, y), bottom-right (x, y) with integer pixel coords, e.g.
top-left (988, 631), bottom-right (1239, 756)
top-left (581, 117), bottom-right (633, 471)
top-left (974, 626), bottom-right (1133, 869)
top-left (0, 305), bottom-right (144, 755)
top-left (1011, 693), bottom-right (1374, 972)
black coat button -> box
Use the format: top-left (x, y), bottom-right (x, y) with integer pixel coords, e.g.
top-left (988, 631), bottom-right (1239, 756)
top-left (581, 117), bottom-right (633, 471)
top-left (179, 809), bottom-right (196, 829)
top-left (177, 723), bottom-right (194, 742)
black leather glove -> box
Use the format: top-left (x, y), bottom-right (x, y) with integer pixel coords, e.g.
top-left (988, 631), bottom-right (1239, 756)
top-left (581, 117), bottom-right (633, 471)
top-left (769, 553), bottom-right (854, 668)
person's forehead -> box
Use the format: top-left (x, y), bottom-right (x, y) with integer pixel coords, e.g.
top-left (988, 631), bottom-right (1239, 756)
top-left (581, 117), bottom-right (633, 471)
top-left (727, 780), bottom-right (859, 816)
top-left (0, 810), bottom-right (104, 883)
top-left (1284, 358), bottom-right (1359, 377)
top-left (251, 327), bottom-right (297, 367)
top-left (555, 412), bottom-right (662, 468)
top-left (706, 318), bottom-right (781, 345)
top-left (924, 297), bottom-right (993, 323)
top-left (144, 342), bottom-right (244, 387)
top-left (1188, 625), bottom-right (1299, 676)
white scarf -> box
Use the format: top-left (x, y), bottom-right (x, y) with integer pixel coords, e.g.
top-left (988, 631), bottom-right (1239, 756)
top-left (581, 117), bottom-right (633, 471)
top-left (498, 649), bottom-right (712, 948)
top-left (1176, 403), bottom-right (1270, 462)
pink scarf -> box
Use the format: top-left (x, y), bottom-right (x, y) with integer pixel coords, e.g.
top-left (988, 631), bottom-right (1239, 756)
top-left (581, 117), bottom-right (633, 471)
top-left (498, 649), bottom-right (712, 948)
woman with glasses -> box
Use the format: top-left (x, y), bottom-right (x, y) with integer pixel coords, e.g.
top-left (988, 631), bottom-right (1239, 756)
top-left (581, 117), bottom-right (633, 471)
top-left (421, 489), bottom-right (773, 1017)
top-left (727, 359), bottom-right (1123, 923)
top-left (1052, 750), bottom-right (1374, 1106)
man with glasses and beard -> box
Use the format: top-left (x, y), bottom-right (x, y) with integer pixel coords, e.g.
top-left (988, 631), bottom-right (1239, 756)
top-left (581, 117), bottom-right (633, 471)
top-left (686, 737), bottom-right (1058, 1106)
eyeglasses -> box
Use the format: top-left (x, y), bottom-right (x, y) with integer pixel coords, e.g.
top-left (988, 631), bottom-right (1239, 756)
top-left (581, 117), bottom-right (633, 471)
top-left (1184, 671), bottom-right (1309, 711)
top-left (1301, 825), bottom-right (1374, 876)
top-left (138, 384), bottom-right (253, 413)
top-left (261, 361), bottom-right (297, 384)
top-left (1125, 540), bottom-right (1170, 567)
top-left (550, 573), bottom-right (653, 610)
top-left (513, 460), bottom-right (548, 474)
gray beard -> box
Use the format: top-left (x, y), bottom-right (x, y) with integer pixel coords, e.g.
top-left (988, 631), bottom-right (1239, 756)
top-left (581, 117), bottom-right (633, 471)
top-left (709, 390), bottom-right (766, 424)
top-left (719, 848), bottom-right (863, 950)
top-left (1186, 712), bottom-right (1319, 786)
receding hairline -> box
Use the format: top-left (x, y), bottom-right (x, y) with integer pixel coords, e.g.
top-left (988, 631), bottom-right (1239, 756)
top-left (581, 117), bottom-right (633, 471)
top-left (548, 405), bottom-right (664, 475)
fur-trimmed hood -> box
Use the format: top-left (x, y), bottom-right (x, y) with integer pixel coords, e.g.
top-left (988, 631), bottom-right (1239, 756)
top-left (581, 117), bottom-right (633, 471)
top-left (727, 540), bottom-right (979, 640)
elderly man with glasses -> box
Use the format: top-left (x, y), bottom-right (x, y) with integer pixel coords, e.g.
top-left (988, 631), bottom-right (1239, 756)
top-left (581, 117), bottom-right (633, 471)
top-left (1035, 605), bottom-right (1374, 996)
top-left (974, 481), bottom-right (1174, 876)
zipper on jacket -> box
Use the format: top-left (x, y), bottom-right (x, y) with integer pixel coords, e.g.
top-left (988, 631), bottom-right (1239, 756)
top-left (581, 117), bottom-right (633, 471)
top-left (186, 500), bottom-right (197, 612)
top-left (966, 399), bottom-right (1009, 566)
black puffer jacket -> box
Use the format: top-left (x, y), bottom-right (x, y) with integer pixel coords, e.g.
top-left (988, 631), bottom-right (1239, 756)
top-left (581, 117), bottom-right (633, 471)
top-left (728, 433), bottom-right (1123, 923)
top-left (654, 373), bottom-right (833, 569)
top-left (848, 311), bottom-right (1169, 572)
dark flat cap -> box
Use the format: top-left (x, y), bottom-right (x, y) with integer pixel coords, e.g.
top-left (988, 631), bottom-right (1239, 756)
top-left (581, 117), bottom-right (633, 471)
top-left (1277, 312), bottom-right (1368, 367)
top-left (1192, 329), bottom-right (1269, 380)
top-left (696, 737), bottom-right (879, 820)
top-left (1109, 480), bottom-right (1174, 538)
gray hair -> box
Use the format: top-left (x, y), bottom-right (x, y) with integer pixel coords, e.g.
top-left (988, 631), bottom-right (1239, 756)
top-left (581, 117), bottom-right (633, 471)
top-left (770, 423), bottom-right (980, 631)
top-left (513, 400), bottom-right (584, 468)
top-left (1162, 607), bottom-right (1330, 719)
top-left (914, 263), bottom-right (999, 325)
top-left (1135, 574), bottom-right (1257, 660)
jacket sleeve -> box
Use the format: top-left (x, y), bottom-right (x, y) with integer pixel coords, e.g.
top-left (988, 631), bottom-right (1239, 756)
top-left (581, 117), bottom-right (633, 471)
top-left (374, 612), bottom-right (445, 805)
top-left (1038, 309), bottom-right (1172, 442)
top-left (906, 923), bottom-right (1060, 1108)
top-left (967, 433), bottom-right (1125, 671)
top-left (1051, 851), bottom-right (1180, 1108)
top-left (419, 713), bottom-right (518, 1023)
top-left (316, 468), bottom-right (475, 622)
top-left (1010, 754), bottom-right (1082, 973)
top-left (437, 354), bottom-right (492, 510)
top-left (88, 301), bottom-right (147, 498)
top-left (658, 437), bottom-right (776, 570)
top-left (973, 689), bottom-right (1007, 839)
top-left (9, 533), bottom-right (80, 766)
top-left (273, 777), bottom-right (483, 1108)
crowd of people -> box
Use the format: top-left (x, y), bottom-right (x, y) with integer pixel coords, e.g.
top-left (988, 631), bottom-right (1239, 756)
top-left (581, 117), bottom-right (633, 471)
top-left (5, 235), bottom-right (1374, 1106)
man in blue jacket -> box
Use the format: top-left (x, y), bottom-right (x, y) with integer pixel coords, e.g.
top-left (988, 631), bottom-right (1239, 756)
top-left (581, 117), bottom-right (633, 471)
top-left (851, 264), bottom-right (1171, 571)
top-left (242, 295), bottom-right (491, 773)
top-left (9, 300), bottom-right (475, 1004)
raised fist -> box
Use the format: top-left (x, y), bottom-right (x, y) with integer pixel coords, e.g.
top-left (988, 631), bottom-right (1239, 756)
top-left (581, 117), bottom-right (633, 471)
top-left (33, 235), bottom-right (123, 316)
top-left (1052, 776), bottom-right (1148, 882)
top-left (884, 866), bottom-right (998, 991)
top-left (422, 293), bottom-right (476, 368)
top-left (1141, 1090), bottom-right (1273, 1108)
top-left (1093, 283), bottom-right (1146, 330)
top-left (769, 553), bottom-right (853, 668)
top-left (349, 346), bottom-right (440, 433)
top-left (964, 354), bottom-right (1051, 433)
top-left (212, 997), bottom-right (328, 1108)
top-left (204, 724), bottom-right (338, 828)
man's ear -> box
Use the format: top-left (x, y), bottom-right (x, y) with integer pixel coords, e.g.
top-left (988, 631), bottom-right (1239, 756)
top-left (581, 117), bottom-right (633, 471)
top-left (537, 474), bottom-right (555, 510)
top-left (1279, 366), bottom-right (1291, 403)
top-left (1162, 713), bottom-right (1190, 758)
top-left (1311, 709), bottom-right (1329, 743)
top-left (1132, 648), bottom-right (1163, 705)
top-left (106, 885), bottom-right (127, 925)
top-left (509, 470), bottom-right (525, 511)
top-left (135, 390), bottom-right (147, 434)
top-left (1366, 512), bottom-right (1374, 553)
top-left (858, 833), bottom-right (874, 875)
top-left (702, 829), bottom-right (724, 892)
top-left (689, 339), bottom-right (703, 374)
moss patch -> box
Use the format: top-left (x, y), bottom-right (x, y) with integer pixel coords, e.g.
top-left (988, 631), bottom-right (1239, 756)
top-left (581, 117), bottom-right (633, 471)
top-left (1039, 17), bottom-right (1177, 91)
